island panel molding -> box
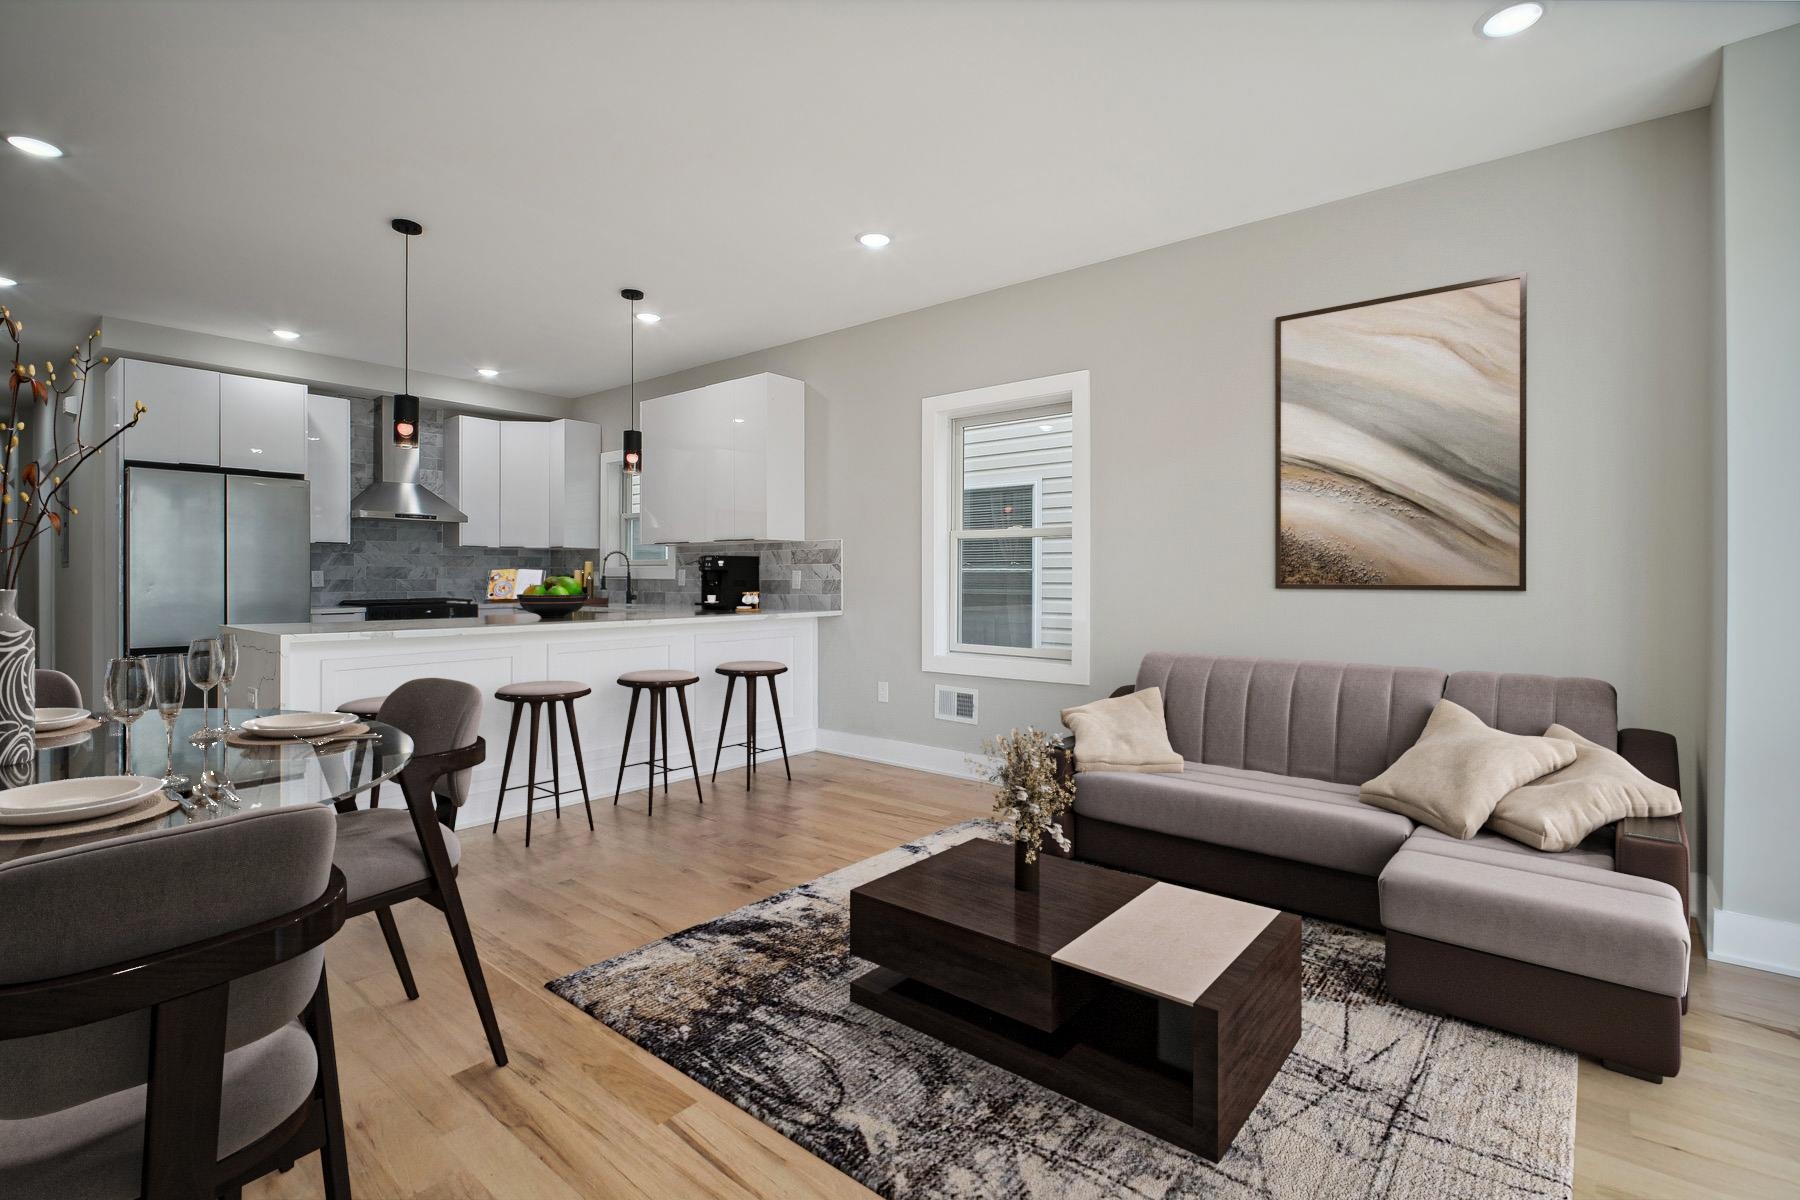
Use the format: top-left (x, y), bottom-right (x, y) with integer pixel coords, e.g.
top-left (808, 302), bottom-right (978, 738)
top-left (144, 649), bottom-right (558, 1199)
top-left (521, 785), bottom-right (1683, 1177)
top-left (1275, 276), bottom-right (1525, 590)
top-left (225, 610), bottom-right (825, 827)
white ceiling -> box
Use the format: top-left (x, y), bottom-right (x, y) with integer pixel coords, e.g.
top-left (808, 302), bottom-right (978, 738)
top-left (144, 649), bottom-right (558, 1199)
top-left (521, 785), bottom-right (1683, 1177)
top-left (2, 0), bottom-right (1794, 399)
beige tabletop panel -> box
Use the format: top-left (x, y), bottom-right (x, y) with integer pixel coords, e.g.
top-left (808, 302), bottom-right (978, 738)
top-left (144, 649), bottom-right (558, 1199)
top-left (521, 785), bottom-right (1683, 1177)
top-left (1051, 882), bottom-right (1281, 1005)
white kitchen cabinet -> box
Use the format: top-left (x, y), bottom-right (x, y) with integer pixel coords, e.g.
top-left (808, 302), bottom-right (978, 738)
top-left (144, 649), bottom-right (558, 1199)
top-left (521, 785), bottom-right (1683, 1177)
top-left (305, 393), bottom-right (352, 543)
top-left (221, 374), bottom-right (307, 473)
top-left (639, 372), bottom-right (805, 543)
top-left (109, 359), bottom-right (221, 467)
top-left (445, 415), bottom-right (501, 547)
top-left (547, 419), bottom-right (603, 548)
top-left (498, 421), bottom-right (551, 547)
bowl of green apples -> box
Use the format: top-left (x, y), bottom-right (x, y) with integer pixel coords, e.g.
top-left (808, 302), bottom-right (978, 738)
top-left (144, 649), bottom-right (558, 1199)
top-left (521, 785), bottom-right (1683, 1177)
top-left (517, 575), bottom-right (588, 620)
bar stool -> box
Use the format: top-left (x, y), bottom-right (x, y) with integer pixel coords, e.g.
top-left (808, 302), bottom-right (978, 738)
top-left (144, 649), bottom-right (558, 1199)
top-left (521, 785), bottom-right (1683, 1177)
top-left (713, 660), bottom-right (791, 789)
top-left (491, 681), bottom-right (593, 846)
top-left (613, 670), bottom-right (704, 814)
top-left (337, 694), bottom-right (389, 805)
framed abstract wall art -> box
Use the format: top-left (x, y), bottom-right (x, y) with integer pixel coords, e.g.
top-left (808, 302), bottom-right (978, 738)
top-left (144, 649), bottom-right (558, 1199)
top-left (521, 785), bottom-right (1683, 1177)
top-left (1275, 275), bottom-right (1525, 589)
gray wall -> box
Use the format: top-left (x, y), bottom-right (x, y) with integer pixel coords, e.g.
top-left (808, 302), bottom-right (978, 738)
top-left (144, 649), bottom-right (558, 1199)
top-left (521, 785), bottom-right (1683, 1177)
top-left (577, 113), bottom-right (1715, 823)
top-left (1715, 24), bottom-right (1800, 928)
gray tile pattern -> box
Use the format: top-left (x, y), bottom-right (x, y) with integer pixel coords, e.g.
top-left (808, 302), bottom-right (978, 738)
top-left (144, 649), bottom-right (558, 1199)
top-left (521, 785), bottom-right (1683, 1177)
top-left (312, 404), bottom-right (841, 612)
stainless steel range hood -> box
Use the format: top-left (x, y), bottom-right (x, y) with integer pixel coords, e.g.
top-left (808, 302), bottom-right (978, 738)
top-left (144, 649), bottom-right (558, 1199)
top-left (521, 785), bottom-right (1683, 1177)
top-left (350, 394), bottom-right (467, 523)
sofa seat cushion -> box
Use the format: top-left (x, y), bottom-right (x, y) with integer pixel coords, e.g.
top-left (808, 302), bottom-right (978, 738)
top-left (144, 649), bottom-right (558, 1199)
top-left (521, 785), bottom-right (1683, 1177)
top-left (1406, 825), bottom-right (1615, 874)
top-left (1379, 836), bottom-right (1688, 996)
top-left (1075, 762), bottom-right (1415, 876)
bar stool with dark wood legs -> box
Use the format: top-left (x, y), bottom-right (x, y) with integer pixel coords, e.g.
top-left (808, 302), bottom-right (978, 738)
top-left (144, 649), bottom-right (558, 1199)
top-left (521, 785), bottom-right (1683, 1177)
top-left (337, 692), bottom-right (389, 806)
top-left (613, 669), bottom-right (704, 814)
top-left (491, 680), bottom-right (594, 846)
top-left (713, 660), bottom-right (791, 789)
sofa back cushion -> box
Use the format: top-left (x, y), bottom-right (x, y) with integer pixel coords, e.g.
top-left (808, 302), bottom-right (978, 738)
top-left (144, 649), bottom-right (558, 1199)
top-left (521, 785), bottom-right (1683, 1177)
top-left (1135, 653), bottom-right (1447, 785)
top-left (1443, 671), bottom-right (1618, 750)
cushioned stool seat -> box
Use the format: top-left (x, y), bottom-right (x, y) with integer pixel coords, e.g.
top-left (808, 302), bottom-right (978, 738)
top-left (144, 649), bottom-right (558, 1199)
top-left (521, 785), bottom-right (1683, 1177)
top-left (497, 679), bottom-right (594, 699)
top-left (336, 694), bottom-right (387, 719)
top-left (716, 660), bottom-right (787, 676)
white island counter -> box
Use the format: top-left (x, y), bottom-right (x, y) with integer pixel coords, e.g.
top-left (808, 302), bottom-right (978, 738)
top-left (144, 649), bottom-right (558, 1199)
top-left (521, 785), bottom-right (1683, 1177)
top-left (226, 608), bottom-right (836, 826)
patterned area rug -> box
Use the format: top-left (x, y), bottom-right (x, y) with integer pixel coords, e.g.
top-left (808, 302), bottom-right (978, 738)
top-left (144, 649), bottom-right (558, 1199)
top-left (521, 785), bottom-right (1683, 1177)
top-left (548, 821), bottom-right (1576, 1199)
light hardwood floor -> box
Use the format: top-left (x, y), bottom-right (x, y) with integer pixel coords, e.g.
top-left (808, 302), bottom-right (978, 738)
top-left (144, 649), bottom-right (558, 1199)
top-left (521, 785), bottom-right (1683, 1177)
top-left (250, 752), bottom-right (1800, 1200)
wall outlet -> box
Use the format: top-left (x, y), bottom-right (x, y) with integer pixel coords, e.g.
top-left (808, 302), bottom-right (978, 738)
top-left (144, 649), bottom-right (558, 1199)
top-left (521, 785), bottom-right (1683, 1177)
top-left (792, 569), bottom-right (802, 588)
top-left (310, 570), bottom-right (324, 588)
top-left (878, 681), bottom-right (889, 703)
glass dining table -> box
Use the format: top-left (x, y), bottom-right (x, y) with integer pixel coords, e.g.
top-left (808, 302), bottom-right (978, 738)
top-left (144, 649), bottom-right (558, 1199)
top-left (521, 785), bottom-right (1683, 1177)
top-left (0, 707), bottom-right (413, 864)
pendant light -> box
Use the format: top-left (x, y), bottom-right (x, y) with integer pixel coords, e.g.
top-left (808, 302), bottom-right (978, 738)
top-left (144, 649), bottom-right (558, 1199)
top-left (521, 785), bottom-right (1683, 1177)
top-left (391, 217), bottom-right (424, 447)
top-left (621, 287), bottom-right (644, 474)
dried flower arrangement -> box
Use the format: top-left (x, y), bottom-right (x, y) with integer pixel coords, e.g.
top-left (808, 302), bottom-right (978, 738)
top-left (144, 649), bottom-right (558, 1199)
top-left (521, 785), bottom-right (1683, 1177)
top-left (2, 309), bottom-right (145, 587)
top-left (979, 726), bottom-right (1076, 867)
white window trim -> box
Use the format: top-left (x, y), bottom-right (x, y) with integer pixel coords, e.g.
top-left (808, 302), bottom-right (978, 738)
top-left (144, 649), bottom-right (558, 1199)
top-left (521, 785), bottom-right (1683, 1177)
top-left (921, 370), bottom-right (1090, 685)
top-left (600, 450), bottom-right (676, 579)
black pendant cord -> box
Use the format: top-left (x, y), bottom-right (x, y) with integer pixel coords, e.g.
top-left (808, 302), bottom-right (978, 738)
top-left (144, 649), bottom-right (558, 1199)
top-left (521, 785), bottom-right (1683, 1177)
top-left (629, 294), bottom-right (637, 426)
top-left (402, 232), bottom-right (410, 396)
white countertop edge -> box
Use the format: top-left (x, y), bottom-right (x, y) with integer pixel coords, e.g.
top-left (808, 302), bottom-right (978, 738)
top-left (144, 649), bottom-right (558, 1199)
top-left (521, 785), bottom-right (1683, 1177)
top-left (227, 608), bottom-right (841, 644)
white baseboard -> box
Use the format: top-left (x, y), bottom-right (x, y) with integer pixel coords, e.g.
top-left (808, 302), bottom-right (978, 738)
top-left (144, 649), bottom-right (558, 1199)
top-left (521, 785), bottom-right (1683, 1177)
top-left (815, 729), bottom-right (993, 780)
top-left (1709, 907), bottom-right (1800, 978)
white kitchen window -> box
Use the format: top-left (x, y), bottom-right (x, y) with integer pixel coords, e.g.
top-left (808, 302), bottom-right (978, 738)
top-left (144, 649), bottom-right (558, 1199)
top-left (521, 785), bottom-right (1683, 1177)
top-left (922, 371), bottom-right (1089, 685)
top-left (601, 451), bottom-right (675, 577)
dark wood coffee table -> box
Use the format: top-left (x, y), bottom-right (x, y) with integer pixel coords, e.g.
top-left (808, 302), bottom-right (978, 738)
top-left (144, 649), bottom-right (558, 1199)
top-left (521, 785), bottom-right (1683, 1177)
top-left (849, 838), bottom-right (1300, 1160)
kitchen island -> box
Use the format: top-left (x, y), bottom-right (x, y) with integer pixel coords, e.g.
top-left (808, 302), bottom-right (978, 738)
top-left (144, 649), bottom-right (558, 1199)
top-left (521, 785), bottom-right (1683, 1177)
top-left (226, 607), bottom-right (836, 826)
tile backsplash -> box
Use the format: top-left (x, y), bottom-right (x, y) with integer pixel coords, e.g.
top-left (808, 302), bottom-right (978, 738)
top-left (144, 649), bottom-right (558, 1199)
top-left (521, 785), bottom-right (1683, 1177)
top-left (310, 403), bottom-right (841, 612)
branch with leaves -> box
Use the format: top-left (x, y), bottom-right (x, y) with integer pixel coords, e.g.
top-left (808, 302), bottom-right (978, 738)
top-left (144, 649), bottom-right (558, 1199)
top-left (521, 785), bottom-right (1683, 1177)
top-left (977, 726), bottom-right (1076, 863)
top-left (2, 307), bottom-right (145, 589)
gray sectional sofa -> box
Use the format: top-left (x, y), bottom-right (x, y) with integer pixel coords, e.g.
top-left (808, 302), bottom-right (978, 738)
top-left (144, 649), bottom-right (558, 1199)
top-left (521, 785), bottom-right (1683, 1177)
top-left (1064, 653), bottom-right (1692, 1081)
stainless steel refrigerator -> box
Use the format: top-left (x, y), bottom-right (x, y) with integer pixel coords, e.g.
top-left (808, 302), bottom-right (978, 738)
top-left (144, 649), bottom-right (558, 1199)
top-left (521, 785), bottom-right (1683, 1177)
top-left (124, 466), bottom-right (312, 656)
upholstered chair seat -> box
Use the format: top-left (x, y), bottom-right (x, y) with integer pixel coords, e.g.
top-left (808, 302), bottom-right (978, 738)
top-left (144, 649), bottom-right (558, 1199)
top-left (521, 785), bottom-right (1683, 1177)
top-left (335, 807), bottom-right (463, 902)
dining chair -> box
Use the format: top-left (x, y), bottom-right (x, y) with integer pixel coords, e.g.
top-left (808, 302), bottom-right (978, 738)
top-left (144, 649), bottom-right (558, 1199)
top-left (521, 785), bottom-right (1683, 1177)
top-left (0, 806), bottom-right (351, 1200)
top-left (34, 668), bottom-right (81, 709)
top-left (330, 678), bottom-right (507, 1067)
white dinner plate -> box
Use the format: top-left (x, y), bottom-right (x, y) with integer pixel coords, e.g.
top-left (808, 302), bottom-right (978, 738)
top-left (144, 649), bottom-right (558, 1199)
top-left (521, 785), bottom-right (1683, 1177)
top-left (240, 712), bottom-right (356, 739)
top-left (0, 775), bottom-right (164, 827)
top-left (33, 707), bottom-right (90, 732)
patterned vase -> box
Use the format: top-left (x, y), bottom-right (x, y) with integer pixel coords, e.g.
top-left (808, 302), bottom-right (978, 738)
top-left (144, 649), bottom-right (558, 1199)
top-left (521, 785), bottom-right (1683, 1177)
top-left (0, 589), bottom-right (35, 765)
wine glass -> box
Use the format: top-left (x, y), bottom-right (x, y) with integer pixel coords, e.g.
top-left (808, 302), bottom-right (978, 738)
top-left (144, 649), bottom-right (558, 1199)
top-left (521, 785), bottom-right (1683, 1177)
top-left (148, 653), bottom-right (190, 791)
top-left (104, 655), bottom-right (153, 776)
top-left (187, 637), bottom-right (224, 745)
top-left (216, 633), bottom-right (240, 735)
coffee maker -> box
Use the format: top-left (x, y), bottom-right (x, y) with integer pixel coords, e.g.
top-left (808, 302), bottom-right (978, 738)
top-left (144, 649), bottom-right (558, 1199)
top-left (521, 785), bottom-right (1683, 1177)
top-left (698, 555), bottom-right (760, 612)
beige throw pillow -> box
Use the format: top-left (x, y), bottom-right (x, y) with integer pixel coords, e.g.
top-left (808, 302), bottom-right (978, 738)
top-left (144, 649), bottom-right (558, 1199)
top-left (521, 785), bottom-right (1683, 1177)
top-left (1487, 724), bottom-right (1682, 852)
top-left (1061, 688), bottom-right (1183, 774)
top-left (1359, 699), bottom-right (1576, 838)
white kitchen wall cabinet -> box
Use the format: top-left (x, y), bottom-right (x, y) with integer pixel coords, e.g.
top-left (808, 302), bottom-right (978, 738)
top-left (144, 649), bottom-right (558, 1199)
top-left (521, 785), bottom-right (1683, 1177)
top-left (220, 374), bottom-right (308, 473)
top-left (445, 415), bottom-right (501, 547)
top-left (498, 420), bottom-right (551, 548)
top-left (108, 359), bottom-right (221, 467)
top-left (305, 393), bottom-right (352, 543)
top-left (547, 419), bottom-right (603, 548)
top-left (639, 372), bottom-right (804, 543)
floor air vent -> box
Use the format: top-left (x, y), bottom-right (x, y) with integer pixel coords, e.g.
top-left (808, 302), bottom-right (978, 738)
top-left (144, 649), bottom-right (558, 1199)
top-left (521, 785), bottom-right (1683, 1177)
top-left (935, 685), bottom-right (978, 724)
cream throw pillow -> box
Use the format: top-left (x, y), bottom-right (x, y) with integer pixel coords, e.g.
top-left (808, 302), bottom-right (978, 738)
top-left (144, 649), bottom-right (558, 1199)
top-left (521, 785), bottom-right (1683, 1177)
top-left (1487, 724), bottom-right (1682, 852)
top-left (1359, 699), bottom-right (1576, 838)
top-left (1060, 688), bottom-right (1183, 774)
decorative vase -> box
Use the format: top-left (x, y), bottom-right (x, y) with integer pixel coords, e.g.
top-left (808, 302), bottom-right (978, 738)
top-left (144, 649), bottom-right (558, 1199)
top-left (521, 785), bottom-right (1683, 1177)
top-left (1013, 839), bottom-right (1040, 892)
top-left (0, 589), bottom-right (34, 765)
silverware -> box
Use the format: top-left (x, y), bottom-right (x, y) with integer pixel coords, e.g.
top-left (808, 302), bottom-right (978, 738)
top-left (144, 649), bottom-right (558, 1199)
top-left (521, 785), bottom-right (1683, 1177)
top-left (163, 785), bottom-right (197, 815)
top-left (298, 732), bottom-right (384, 751)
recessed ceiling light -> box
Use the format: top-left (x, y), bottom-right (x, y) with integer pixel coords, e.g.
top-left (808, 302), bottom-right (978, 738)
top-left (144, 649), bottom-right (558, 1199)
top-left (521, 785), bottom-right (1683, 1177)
top-left (477, 367), bottom-right (499, 378)
top-left (271, 329), bottom-right (300, 341)
top-left (1479, 2), bottom-right (1544, 38)
top-left (858, 232), bottom-right (892, 249)
top-left (635, 311), bottom-right (661, 324)
top-left (6, 135), bottom-right (63, 158)
top-left (0, 277), bottom-right (15, 289)
top-left (1039, 424), bottom-right (1055, 432)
